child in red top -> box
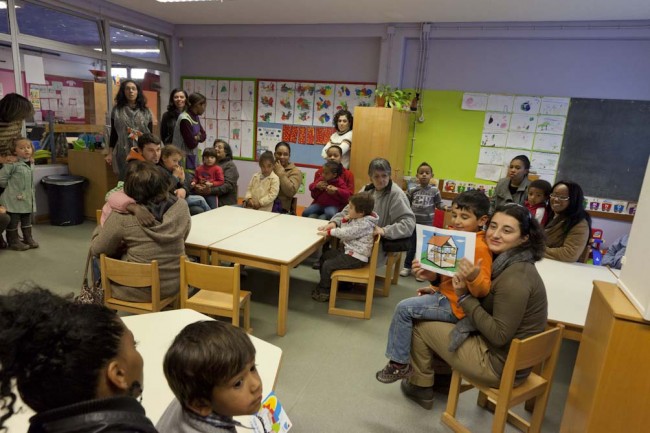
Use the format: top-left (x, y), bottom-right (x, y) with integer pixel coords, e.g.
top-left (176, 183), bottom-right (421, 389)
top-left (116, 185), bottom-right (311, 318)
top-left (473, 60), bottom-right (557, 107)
top-left (191, 148), bottom-right (224, 209)
top-left (525, 179), bottom-right (552, 227)
top-left (302, 160), bottom-right (352, 220)
top-left (320, 145), bottom-right (354, 193)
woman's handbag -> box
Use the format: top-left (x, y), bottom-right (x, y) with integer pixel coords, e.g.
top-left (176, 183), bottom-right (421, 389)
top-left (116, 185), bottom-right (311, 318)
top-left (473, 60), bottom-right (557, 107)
top-left (381, 236), bottom-right (412, 252)
top-left (75, 249), bottom-right (104, 305)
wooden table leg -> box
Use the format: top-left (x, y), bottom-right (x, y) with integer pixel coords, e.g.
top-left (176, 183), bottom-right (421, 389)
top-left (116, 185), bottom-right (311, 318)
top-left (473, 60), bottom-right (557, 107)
top-left (277, 264), bottom-right (290, 336)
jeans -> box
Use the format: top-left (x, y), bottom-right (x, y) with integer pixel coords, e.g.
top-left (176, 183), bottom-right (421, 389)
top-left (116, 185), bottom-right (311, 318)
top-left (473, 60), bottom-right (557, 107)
top-left (186, 195), bottom-right (211, 212)
top-left (204, 195), bottom-right (218, 209)
top-left (403, 229), bottom-right (418, 269)
top-left (302, 203), bottom-right (339, 220)
top-left (385, 292), bottom-right (457, 364)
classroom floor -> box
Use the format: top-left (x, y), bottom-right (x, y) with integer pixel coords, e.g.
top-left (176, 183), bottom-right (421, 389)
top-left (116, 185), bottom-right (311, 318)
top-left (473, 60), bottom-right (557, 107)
top-left (0, 221), bottom-right (578, 433)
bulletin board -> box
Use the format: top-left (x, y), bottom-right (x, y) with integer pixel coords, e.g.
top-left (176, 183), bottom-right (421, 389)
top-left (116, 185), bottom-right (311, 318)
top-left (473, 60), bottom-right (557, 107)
top-left (29, 74), bottom-right (86, 124)
top-left (181, 76), bottom-right (257, 160)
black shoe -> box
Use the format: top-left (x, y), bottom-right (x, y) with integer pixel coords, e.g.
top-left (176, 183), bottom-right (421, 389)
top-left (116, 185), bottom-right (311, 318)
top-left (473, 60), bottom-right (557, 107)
top-left (432, 373), bottom-right (452, 394)
top-left (400, 379), bottom-right (434, 410)
top-left (312, 261), bottom-right (321, 270)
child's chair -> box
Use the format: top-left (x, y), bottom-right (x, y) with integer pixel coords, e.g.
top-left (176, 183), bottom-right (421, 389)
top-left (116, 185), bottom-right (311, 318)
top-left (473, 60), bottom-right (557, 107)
top-left (100, 254), bottom-right (178, 314)
top-left (441, 324), bottom-right (564, 433)
top-left (179, 256), bottom-right (252, 332)
top-left (328, 235), bottom-right (381, 319)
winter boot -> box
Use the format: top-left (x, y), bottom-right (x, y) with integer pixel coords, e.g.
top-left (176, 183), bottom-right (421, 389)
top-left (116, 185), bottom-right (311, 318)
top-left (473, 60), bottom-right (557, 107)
top-left (22, 226), bottom-right (39, 249)
top-left (0, 234), bottom-right (6, 249)
top-left (6, 229), bottom-right (29, 251)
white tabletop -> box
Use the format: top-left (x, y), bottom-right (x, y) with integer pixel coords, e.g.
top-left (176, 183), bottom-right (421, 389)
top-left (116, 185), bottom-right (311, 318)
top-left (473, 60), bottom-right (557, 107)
top-left (211, 214), bottom-right (326, 264)
top-left (536, 259), bottom-right (619, 328)
top-left (5, 310), bottom-right (282, 432)
top-left (185, 206), bottom-right (280, 248)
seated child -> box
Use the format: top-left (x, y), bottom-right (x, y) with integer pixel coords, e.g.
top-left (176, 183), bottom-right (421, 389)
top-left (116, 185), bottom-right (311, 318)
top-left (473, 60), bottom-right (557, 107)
top-left (602, 233), bottom-right (629, 269)
top-left (313, 192), bottom-right (378, 302)
top-left (191, 147), bottom-right (224, 209)
top-left (400, 162), bottom-right (447, 279)
top-left (159, 145), bottom-right (210, 214)
top-left (157, 320), bottom-right (263, 433)
top-left (243, 151), bottom-right (279, 212)
top-left (322, 145), bottom-right (354, 192)
top-left (376, 190), bottom-right (492, 383)
top-left (303, 160), bottom-right (352, 220)
top-left (525, 179), bottom-right (552, 227)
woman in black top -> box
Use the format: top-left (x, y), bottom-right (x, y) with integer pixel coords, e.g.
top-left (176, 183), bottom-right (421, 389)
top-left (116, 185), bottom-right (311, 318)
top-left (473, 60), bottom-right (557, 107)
top-left (160, 88), bottom-right (188, 144)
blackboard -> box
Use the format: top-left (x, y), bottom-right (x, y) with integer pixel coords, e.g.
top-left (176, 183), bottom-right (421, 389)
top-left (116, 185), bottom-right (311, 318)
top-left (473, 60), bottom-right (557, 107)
top-left (557, 98), bottom-right (650, 201)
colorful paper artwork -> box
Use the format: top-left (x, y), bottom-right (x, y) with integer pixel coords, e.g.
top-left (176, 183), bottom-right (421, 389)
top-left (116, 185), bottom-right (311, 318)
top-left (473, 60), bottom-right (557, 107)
top-left (484, 112), bottom-right (510, 131)
top-left (506, 132), bottom-right (534, 150)
top-left (513, 96), bottom-right (541, 115)
top-left (256, 126), bottom-right (282, 153)
top-left (535, 115), bottom-right (566, 135)
top-left (218, 80), bottom-right (230, 100)
top-left (540, 97), bottom-right (570, 116)
top-left (229, 81), bottom-right (242, 101)
top-left (415, 225), bottom-right (477, 276)
top-left (533, 134), bottom-right (563, 153)
top-left (194, 80), bottom-right (206, 96)
top-left (229, 101), bottom-right (242, 121)
top-left (481, 133), bottom-right (507, 148)
top-left (251, 392), bottom-right (292, 433)
top-left (462, 93), bottom-right (489, 111)
top-left (509, 114), bottom-right (537, 132)
top-left (207, 80), bottom-right (218, 99)
top-left (487, 94), bottom-right (514, 113)
top-left (217, 100), bottom-right (229, 120)
top-left (242, 81), bottom-right (255, 102)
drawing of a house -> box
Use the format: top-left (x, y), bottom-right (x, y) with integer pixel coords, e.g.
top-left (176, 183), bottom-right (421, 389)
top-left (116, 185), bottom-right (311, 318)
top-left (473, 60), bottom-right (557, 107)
top-left (427, 235), bottom-right (459, 268)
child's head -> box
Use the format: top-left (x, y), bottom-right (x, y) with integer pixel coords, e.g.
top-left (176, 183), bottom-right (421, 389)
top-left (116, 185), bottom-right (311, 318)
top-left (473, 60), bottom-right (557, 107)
top-left (527, 179), bottom-right (552, 206)
top-left (450, 190), bottom-right (490, 232)
top-left (136, 133), bottom-right (162, 164)
top-left (11, 137), bottom-right (33, 160)
top-left (258, 151), bottom-right (274, 177)
top-left (202, 148), bottom-right (217, 166)
top-left (322, 160), bottom-right (341, 182)
top-left (416, 162), bottom-right (433, 187)
top-left (124, 161), bottom-right (171, 205)
top-left (348, 192), bottom-right (375, 219)
top-left (163, 321), bottom-right (262, 418)
top-left (325, 145), bottom-right (343, 163)
top-left (161, 145), bottom-right (184, 171)
top-left (187, 92), bottom-right (207, 116)
top-left (333, 109), bottom-right (353, 132)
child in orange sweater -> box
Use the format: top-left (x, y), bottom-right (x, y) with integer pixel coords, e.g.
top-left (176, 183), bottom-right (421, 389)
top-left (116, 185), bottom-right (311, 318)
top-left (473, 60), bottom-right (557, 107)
top-left (376, 190), bottom-right (492, 383)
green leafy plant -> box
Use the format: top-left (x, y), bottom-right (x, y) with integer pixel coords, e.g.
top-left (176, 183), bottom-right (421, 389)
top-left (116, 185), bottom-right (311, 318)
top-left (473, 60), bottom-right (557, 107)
top-left (375, 84), bottom-right (413, 111)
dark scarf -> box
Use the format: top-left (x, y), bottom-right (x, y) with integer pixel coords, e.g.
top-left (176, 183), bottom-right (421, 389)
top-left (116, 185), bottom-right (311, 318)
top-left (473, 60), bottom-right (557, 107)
top-left (491, 246), bottom-right (536, 279)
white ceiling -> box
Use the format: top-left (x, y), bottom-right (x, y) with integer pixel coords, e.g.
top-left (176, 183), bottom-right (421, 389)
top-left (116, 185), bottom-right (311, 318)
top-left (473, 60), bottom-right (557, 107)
top-left (106, 0), bottom-right (650, 25)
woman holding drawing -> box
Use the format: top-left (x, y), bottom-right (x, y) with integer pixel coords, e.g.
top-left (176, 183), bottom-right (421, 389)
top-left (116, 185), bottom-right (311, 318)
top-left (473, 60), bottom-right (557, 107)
top-left (399, 204), bottom-right (548, 409)
top-left (544, 180), bottom-right (591, 262)
top-left (489, 155), bottom-right (531, 214)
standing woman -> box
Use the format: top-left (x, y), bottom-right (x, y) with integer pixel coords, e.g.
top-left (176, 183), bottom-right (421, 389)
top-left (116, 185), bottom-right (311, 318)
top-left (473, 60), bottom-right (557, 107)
top-left (489, 155), bottom-right (531, 214)
top-left (544, 180), bottom-right (592, 262)
top-left (0, 286), bottom-right (156, 432)
top-left (172, 92), bottom-right (206, 173)
top-left (210, 139), bottom-right (240, 206)
top-left (105, 80), bottom-right (153, 181)
top-left (273, 141), bottom-right (302, 214)
top-left (321, 109), bottom-right (353, 169)
top-left (160, 88), bottom-right (187, 144)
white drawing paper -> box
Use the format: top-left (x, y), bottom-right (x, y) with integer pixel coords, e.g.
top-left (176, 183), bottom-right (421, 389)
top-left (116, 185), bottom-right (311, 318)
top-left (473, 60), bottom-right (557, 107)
top-left (483, 112), bottom-right (510, 131)
top-left (534, 169), bottom-right (557, 184)
top-left (229, 101), bottom-right (242, 121)
top-left (217, 120), bottom-right (230, 141)
top-left (487, 94), bottom-right (514, 113)
top-left (506, 132), bottom-right (535, 150)
top-left (540, 97), bottom-right (570, 116)
top-left (205, 118), bottom-right (217, 147)
top-left (241, 101), bottom-right (255, 121)
top-left (462, 93), bottom-right (489, 111)
top-left (256, 126), bottom-right (282, 153)
top-left (240, 121), bottom-right (254, 159)
top-left (509, 114), bottom-right (537, 132)
top-left (513, 96), bottom-right (541, 115)
top-left (533, 134), bottom-right (563, 153)
top-left (242, 81), bottom-right (255, 102)
top-left (481, 133), bottom-right (507, 148)
top-left (229, 80), bottom-right (242, 100)
top-left (183, 79), bottom-right (194, 95)
top-left (476, 164), bottom-right (503, 182)
top-left (217, 100), bottom-right (229, 120)
top-left (205, 99), bottom-right (217, 119)
top-left (194, 80), bottom-right (206, 96)
top-left (230, 120), bottom-right (242, 156)
top-left (478, 147), bottom-right (506, 166)
top-left (536, 115), bottom-right (566, 135)
top-left (415, 225), bottom-right (477, 277)
top-left (206, 80), bottom-right (218, 99)
top-left (218, 80), bottom-right (230, 100)
top-left (531, 151), bottom-right (560, 171)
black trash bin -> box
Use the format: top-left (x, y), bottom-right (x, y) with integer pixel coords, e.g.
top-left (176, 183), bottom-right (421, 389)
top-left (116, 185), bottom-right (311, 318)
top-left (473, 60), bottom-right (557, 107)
top-left (41, 175), bottom-right (86, 226)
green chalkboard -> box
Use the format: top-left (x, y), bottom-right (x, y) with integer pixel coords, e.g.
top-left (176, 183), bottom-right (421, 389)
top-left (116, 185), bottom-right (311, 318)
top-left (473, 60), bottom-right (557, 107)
top-left (557, 98), bottom-right (650, 201)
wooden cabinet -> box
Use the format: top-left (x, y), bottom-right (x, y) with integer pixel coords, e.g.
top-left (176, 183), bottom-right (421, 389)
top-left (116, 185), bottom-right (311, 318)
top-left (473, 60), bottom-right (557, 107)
top-left (83, 81), bottom-right (114, 125)
top-left (350, 107), bottom-right (411, 192)
top-left (560, 281), bottom-right (650, 432)
top-left (67, 150), bottom-right (118, 220)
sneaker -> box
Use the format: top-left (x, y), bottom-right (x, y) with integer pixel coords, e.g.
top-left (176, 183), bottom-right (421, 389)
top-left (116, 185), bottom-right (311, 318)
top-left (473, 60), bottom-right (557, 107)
top-left (399, 267), bottom-right (411, 277)
top-left (311, 289), bottom-right (330, 302)
top-left (400, 379), bottom-right (434, 410)
top-left (376, 362), bottom-right (413, 384)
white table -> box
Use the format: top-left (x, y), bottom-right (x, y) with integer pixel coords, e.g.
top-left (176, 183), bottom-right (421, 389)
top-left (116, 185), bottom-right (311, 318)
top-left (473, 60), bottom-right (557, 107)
top-left (210, 214), bottom-right (327, 336)
top-left (6, 309), bottom-right (282, 433)
top-left (536, 259), bottom-right (620, 341)
top-left (185, 206), bottom-right (279, 263)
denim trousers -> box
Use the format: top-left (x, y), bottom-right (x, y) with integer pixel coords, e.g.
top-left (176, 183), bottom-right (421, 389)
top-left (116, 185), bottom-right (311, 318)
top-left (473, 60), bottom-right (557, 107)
top-left (302, 203), bottom-right (339, 220)
top-left (385, 292), bottom-right (458, 364)
top-left (186, 194), bottom-right (211, 212)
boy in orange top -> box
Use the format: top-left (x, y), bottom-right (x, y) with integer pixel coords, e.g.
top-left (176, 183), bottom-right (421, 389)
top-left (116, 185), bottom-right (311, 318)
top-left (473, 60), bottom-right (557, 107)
top-left (376, 190), bottom-right (492, 383)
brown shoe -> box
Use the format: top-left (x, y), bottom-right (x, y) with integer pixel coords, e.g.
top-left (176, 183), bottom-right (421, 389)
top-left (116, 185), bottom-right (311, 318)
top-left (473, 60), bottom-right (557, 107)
top-left (6, 230), bottom-right (29, 251)
top-left (376, 362), bottom-right (414, 384)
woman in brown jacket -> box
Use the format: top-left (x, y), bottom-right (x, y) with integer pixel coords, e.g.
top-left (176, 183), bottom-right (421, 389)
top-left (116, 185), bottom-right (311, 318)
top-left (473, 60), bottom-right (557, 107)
top-left (544, 180), bottom-right (591, 262)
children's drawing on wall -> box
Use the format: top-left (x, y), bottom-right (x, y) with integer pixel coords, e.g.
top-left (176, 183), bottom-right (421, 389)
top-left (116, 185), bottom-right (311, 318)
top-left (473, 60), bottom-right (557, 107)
top-left (506, 132), bottom-right (534, 150)
top-left (242, 80), bottom-right (255, 102)
top-left (481, 132), bottom-right (507, 148)
top-left (217, 120), bottom-right (229, 141)
top-left (218, 80), bottom-right (230, 100)
top-left (218, 100), bottom-right (229, 120)
top-left (531, 151), bottom-right (560, 172)
top-left (256, 126), bottom-right (282, 154)
top-left (461, 92), bottom-right (489, 111)
top-left (535, 115), bottom-right (566, 135)
top-left (486, 94), bottom-right (514, 113)
top-left (183, 79), bottom-right (194, 95)
top-left (205, 99), bottom-right (217, 119)
top-left (314, 83), bottom-right (335, 125)
top-left (296, 82), bottom-right (315, 97)
top-left (207, 79), bottom-right (218, 99)
top-left (229, 80), bottom-right (242, 100)
top-left (241, 101), bottom-right (255, 121)
top-left (194, 79), bottom-right (206, 96)
top-left (229, 101), bottom-right (242, 121)
top-left (484, 112), bottom-right (510, 131)
top-left (415, 225), bottom-right (476, 276)
top-left (513, 96), bottom-right (541, 114)
top-left (230, 120), bottom-right (241, 155)
top-left (478, 147), bottom-right (505, 166)
top-left (475, 164), bottom-right (503, 182)
top-left (240, 121), bottom-right (254, 159)
top-left (540, 97), bottom-right (570, 116)
top-left (509, 113), bottom-right (538, 132)
top-left (205, 119), bottom-right (217, 147)
top-left (533, 133), bottom-right (563, 153)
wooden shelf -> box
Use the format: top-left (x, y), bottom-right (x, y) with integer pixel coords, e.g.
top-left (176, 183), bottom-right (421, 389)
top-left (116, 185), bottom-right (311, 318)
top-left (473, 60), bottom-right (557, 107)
top-left (44, 124), bottom-right (105, 134)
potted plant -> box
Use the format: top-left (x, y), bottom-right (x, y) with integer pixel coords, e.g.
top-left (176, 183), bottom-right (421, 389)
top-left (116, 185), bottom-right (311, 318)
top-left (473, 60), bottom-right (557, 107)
top-left (375, 85), bottom-right (413, 111)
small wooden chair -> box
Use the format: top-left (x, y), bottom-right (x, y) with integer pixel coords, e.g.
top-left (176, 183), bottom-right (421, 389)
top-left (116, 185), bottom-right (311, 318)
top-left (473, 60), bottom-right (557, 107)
top-left (100, 254), bottom-right (178, 314)
top-left (328, 235), bottom-right (381, 319)
top-left (375, 251), bottom-right (402, 297)
top-left (441, 324), bottom-right (564, 433)
top-left (179, 256), bottom-right (252, 332)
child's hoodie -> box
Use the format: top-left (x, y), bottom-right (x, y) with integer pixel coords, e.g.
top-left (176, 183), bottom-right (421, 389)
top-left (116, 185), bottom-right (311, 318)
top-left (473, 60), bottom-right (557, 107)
top-left (327, 212), bottom-right (379, 262)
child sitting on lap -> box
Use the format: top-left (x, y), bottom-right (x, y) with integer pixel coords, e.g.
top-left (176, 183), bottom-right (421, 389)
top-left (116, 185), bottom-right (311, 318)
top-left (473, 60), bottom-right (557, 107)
top-left (157, 320), bottom-right (263, 433)
top-left (303, 160), bottom-right (352, 220)
top-left (525, 179), bottom-right (552, 227)
top-left (313, 192), bottom-right (378, 302)
top-left (243, 151), bottom-right (279, 212)
top-left (376, 190), bottom-right (493, 383)
top-left (191, 147), bottom-right (224, 209)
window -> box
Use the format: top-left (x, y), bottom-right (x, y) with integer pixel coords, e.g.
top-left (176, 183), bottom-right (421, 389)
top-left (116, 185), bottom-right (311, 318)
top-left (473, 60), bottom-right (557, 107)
top-left (0, 1), bottom-right (9, 34)
top-left (109, 25), bottom-right (166, 64)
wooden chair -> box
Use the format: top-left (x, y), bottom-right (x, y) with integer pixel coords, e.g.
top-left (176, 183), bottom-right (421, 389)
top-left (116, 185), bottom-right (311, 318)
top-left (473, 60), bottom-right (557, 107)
top-left (441, 324), bottom-right (564, 433)
top-left (100, 253), bottom-right (178, 314)
top-left (179, 256), bottom-right (252, 332)
top-left (95, 209), bottom-right (102, 225)
top-left (376, 251), bottom-right (402, 297)
top-left (328, 235), bottom-right (381, 319)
